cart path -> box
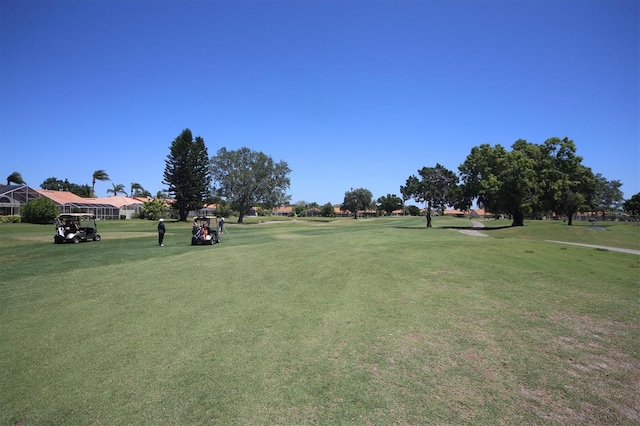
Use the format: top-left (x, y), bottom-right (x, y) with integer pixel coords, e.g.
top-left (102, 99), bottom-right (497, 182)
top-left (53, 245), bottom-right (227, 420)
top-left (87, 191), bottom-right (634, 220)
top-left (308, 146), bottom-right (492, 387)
top-left (458, 221), bottom-right (487, 237)
top-left (457, 221), bottom-right (640, 254)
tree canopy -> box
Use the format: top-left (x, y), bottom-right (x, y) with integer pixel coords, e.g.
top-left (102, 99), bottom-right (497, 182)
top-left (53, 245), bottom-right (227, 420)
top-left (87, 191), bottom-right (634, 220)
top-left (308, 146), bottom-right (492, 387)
top-left (210, 147), bottom-right (291, 223)
top-left (7, 172), bottom-right (25, 185)
top-left (91, 170), bottom-right (110, 197)
top-left (403, 164), bottom-right (458, 227)
top-left (130, 183), bottom-right (150, 198)
top-left (539, 138), bottom-right (596, 225)
top-left (163, 129), bottom-right (211, 221)
top-left (377, 193), bottom-right (403, 216)
top-left (107, 183), bottom-right (127, 197)
top-left (341, 188), bottom-right (373, 219)
top-left (41, 177), bottom-right (92, 197)
top-left (458, 138), bottom-right (596, 226)
top-left (593, 173), bottom-right (623, 221)
top-left (623, 193), bottom-right (640, 220)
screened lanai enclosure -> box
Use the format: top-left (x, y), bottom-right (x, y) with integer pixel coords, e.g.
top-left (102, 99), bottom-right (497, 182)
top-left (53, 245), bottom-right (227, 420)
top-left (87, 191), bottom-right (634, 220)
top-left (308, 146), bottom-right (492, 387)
top-left (0, 185), bottom-right (121, 220)
top-left (0, 184), bottom-right (42, 216)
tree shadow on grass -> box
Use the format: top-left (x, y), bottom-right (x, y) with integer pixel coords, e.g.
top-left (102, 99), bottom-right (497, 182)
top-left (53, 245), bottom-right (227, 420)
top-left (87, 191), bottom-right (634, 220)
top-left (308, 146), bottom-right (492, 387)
top-left (394, 225), bottom-right (513, 231)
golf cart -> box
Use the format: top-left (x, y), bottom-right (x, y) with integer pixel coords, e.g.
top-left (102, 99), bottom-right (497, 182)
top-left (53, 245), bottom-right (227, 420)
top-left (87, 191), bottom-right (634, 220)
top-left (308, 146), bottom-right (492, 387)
top-left (191, 216), bottom-right (219, 245)
top-left (54, 213), bottom-right (101, 244)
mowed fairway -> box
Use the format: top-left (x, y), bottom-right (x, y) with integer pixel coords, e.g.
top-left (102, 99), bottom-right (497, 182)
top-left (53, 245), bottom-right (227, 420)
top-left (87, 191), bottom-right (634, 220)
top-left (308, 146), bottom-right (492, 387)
top-left (1, 217), bottom-right (638, 424)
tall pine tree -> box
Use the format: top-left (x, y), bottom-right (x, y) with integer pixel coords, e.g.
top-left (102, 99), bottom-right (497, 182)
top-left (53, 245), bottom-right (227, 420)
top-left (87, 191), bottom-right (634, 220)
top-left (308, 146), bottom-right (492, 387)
top-left (163, 129), bottom-right (211, 221)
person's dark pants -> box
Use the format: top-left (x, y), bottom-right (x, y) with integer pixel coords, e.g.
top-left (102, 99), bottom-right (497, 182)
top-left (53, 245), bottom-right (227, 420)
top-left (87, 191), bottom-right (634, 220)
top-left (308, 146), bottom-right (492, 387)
top-left (158, 232), bottom-right (165, 245)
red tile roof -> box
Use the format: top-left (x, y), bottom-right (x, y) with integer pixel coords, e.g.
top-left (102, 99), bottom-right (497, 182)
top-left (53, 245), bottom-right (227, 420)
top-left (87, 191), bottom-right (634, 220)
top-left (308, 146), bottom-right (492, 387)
top-left (34, 189), bottom-right (90, 205)
top-left (92, 196), bottom-right (143, 208)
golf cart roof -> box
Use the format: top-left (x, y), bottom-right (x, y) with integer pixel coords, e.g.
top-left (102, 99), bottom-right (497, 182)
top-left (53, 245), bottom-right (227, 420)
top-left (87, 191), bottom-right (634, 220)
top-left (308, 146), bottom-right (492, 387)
top-left (59, 213), bottom-right (97, 219)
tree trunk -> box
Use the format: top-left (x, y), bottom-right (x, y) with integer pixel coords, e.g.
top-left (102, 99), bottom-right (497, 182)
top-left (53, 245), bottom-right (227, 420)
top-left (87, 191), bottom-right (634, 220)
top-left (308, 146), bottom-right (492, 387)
top-left (179, 207), bottom-right (189, 222)
top-left (511, 209), bottom-right (524, 227)
top-left (426, 201), bottom-right (432, 227)
top-left (567, 211), bottom-right (574, 226)
top-left (238, 211), bottom-right (245, 223)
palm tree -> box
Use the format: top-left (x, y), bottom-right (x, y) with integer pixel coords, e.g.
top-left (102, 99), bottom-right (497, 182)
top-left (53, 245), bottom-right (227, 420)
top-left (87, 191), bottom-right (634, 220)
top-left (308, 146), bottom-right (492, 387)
top-left (130, 182), bottom-right (144, 197)
top-left (92, 170), bottom-right (110, 197)
top-left (6, 171), bottom-right (25, 185)
top-left (107, 183), bottom-right (127, 197)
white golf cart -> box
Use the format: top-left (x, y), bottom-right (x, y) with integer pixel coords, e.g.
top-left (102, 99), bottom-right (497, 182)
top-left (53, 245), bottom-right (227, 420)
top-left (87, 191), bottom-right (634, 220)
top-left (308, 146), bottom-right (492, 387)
top-left (191, 216), bottom-right (219, 245)
top-left (54, 213), bottom-right (101, 244)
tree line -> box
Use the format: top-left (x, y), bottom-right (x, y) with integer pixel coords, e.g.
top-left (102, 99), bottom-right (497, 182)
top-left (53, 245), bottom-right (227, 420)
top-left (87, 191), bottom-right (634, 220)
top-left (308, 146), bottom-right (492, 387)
top-left (343, 137), bottom-right (633, 226)
top-left (8, 131), bottom-right (637, 226)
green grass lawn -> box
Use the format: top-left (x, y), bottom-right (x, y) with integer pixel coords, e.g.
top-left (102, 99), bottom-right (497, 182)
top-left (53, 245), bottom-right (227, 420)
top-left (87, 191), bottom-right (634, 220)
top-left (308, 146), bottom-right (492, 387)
top-left (1, 217), bottom-right (638, 424)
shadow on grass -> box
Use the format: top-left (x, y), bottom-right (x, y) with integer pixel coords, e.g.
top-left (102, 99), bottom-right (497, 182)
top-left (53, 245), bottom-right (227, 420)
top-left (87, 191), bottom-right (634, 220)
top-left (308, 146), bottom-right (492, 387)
top-left (394, 225), bottom-right (513, 231)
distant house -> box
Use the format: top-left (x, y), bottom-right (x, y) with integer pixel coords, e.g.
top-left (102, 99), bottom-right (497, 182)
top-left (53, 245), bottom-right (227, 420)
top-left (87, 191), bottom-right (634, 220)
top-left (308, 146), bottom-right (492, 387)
top-left (190, 203), bottom-right (218, 218)
top-left (1, 186), bottom-right (157, 220)
top-left (305, 207), bottom-right (321, 217)
top-left (334, 207), bottom-right (351, 217)
top-left (443, 209), bottom-right (467, 217)
top-left (34, 190), bottom-right (121, 219)
top-left (272, 206), bottom-right (292, 216)
top-left (91, 196), bottom-right (144, 219)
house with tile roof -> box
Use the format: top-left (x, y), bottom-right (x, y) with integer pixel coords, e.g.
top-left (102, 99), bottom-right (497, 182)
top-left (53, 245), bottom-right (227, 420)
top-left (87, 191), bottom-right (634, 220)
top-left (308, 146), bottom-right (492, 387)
top-left (272, 206), bottom-right (293, 216)
top-left (91, 196), bottom-right (145, 219)
top-left (0, 186), bottom-right (136, 219)
top-left (34, 190), bottom-right (122, 219)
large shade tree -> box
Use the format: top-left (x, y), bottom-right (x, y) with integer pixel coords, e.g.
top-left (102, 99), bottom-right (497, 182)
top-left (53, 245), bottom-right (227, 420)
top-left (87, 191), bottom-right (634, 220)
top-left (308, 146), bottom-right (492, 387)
top-left (163, 129), bottom-right (211, 221)
top-left (403, 163), bottom-right (458, 227)
top-left (92, 170), bottom-right (110, 197)
top-left (210, 147), bottom-right (291, 223)
top-left (458, 141), bottom-right (544, 227)
top-left (540, 137), bottom-right (596, 225)
top-left (341, 188), bottom-right (373, 219)
top-left (459, 137), bottom-right (595, 226)
top-left (593, 173), bottom-right (623, 221)
top-left (377, 193), bottom-right (403, 216)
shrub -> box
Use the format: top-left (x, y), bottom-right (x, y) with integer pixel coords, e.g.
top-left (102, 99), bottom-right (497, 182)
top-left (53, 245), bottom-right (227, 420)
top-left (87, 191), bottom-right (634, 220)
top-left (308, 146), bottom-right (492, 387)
top-left (21, 197), bottom-right (58, 224)
top-left (0, 215), bottom-right (21, 223)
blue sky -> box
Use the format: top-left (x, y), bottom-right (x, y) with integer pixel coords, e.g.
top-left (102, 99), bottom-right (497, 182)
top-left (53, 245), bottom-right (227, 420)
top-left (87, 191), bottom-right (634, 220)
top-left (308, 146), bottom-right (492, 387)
top-left (1, 0), bottom-right (638, 204)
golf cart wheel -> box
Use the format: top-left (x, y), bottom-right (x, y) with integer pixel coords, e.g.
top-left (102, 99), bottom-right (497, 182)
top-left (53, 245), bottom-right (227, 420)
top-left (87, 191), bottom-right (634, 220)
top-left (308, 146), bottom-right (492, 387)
top-left (72, 236), bottom-right (80, 244)
top-left (94, 234), bottom-right (101, 241)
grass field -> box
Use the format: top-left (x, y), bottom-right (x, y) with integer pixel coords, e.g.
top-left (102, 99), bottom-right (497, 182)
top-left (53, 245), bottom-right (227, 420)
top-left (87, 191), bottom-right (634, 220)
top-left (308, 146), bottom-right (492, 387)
top-left (1, 217), bottom-right (638, 424)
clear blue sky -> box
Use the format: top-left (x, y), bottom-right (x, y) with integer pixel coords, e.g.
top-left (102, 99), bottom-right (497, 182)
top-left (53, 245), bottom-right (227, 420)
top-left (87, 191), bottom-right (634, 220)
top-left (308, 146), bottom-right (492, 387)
top-left (1, 0), bottom-right (638, 204)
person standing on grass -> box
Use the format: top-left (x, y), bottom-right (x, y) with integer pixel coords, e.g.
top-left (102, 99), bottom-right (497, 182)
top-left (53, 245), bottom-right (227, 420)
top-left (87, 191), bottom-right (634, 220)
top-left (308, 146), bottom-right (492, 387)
top-left (158, 218), bottom-right (166, 246)
top-left (218, 216), bottom-right (225, 234)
